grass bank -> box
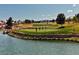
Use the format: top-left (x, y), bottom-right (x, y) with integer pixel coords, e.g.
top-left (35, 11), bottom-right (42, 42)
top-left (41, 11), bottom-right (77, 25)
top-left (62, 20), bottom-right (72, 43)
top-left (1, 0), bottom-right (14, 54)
top-left (8, 22), bottom-right (79, 42)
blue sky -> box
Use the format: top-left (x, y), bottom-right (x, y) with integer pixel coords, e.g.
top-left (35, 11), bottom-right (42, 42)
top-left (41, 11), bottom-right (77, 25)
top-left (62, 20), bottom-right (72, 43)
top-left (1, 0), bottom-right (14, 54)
top-left (0, 4), bottom-right (79, 21)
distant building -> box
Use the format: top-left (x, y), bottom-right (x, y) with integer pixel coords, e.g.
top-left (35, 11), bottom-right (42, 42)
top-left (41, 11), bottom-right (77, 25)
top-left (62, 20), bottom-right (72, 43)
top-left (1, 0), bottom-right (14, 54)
top-left (0, 21), bottom-right (5, 29)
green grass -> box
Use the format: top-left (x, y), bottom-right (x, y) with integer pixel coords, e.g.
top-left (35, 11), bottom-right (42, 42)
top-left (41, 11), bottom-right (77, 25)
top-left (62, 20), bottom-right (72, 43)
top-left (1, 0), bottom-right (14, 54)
top-left (15, 22), bottom-right (79, 35)
top-left (16, 27), bottom-right (73, 35)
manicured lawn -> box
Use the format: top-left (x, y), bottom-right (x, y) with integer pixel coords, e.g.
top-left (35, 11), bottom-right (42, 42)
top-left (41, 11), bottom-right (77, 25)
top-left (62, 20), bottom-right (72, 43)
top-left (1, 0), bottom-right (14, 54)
top-left (16, 28), bottom-right (73, 34)
top-left (15, 22), bottom-right (79, 35)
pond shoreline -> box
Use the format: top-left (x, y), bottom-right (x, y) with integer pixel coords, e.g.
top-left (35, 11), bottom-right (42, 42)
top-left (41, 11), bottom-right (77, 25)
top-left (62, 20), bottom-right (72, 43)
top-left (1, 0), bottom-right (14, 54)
top-left (7, 31), bottom-right (79, 43)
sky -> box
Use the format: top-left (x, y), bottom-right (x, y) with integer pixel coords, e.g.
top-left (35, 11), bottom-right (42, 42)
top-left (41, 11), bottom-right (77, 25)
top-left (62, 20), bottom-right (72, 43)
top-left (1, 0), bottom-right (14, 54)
top-left (0, 4), bottom-right (79, 21)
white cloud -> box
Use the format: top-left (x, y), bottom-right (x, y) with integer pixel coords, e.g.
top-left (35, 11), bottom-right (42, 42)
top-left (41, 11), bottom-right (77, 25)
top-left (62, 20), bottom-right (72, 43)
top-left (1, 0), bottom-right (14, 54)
top-left (67, 10), bottom-right (73, 13)
top-left (73, 4), bottom-right (76, 7)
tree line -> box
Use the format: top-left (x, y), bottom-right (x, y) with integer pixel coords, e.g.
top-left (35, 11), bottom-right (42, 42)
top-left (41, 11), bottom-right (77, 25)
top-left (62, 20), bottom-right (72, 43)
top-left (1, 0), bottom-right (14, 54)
top-left (5, 13), bottom-right (79, 29)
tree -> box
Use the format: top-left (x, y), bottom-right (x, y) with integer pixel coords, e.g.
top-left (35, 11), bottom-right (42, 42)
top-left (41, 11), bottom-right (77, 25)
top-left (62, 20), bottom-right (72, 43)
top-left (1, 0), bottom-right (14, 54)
top-left (6, 17), bottom-right (13, 29)
top-left (56, 13), bottom-right (65, 28)
top-left (52, 19), bottom-right (55, 23)
top-left (4, 17), bottom-right (13, 33)
top-left (31, 20), bottom-right (34, 23)
top-left (47, 20), bottom-right (49, 24)
top-left (24, 19), bottom-right (31, 23)
top-left (75, 13), bottom-right (79, 22)
top-left (66, 17), bottom-right (72, 24)
top-left (71, 16), bottom-right (78, 33)
top-left (72, 16), bottom-right (78, 24)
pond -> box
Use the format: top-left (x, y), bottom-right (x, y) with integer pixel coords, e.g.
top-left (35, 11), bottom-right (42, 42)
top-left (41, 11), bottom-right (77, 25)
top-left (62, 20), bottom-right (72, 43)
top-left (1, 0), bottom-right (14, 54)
top-left (0, 32), bottom-right (79, 55)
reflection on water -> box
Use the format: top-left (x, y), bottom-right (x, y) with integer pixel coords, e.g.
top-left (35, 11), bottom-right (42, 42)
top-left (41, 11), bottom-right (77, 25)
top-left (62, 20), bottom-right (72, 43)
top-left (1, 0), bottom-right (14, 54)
top-left (0, 32), bottom-right (79, 55)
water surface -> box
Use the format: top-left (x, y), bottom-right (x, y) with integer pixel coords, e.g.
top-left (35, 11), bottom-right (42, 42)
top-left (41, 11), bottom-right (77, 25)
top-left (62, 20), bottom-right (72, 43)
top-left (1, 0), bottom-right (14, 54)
top-left (0, 32), bottom-right (79, 55)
